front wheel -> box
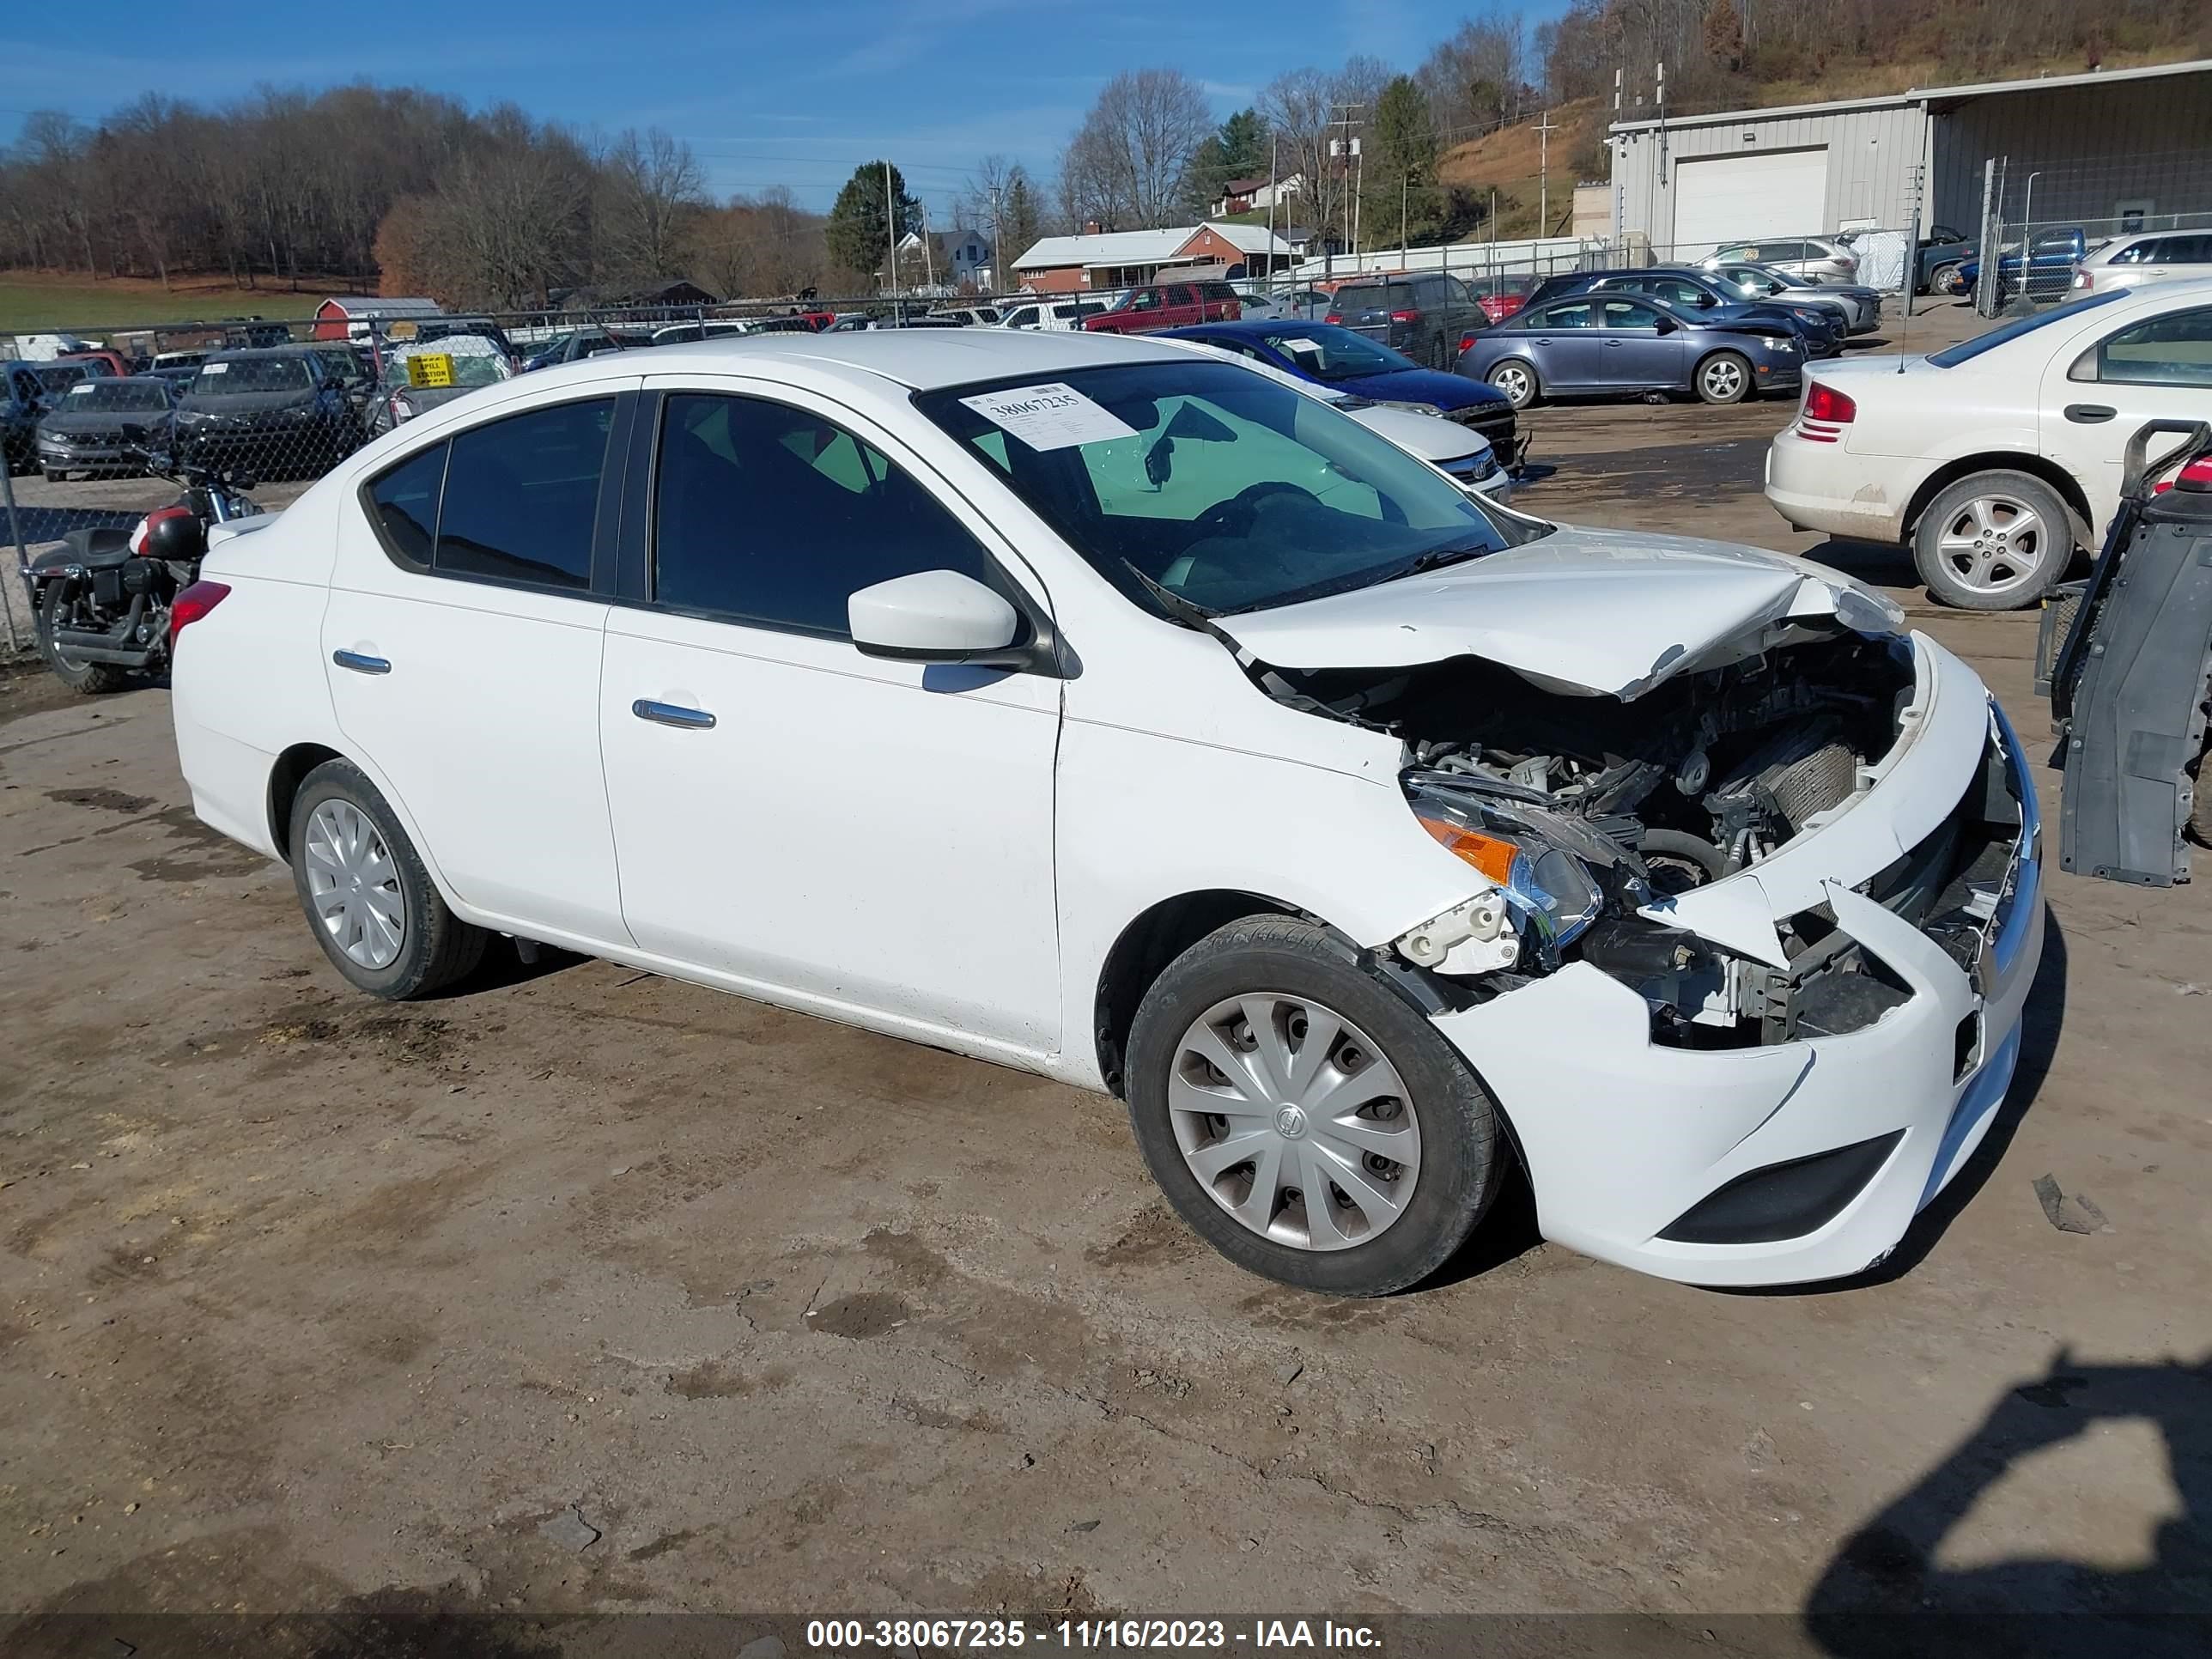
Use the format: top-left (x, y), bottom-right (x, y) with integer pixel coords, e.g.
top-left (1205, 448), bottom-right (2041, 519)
top-left (289, 759), bottom-right (488, 1000)
top-left (1912, 470), bottom-right (2074, 610)
top-left (1486, 359), bottom-right (1538, 410)
top-left (1124, 916), bottom-right (1505, 1297)
top-left (1695, 350), bottom-right (1752, 404)
top-left (1930, 263), bottom-right (1963, 295)
top-left (34, 583), bottom-right (131, 696)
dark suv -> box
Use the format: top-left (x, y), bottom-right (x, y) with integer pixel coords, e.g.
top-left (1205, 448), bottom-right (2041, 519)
top-left (1325, 273), bottom-right (1488, 369)
top-left (173, 345), bottom-right (361, 477)
top-left (1083, 281), bottom-right (1241, 334)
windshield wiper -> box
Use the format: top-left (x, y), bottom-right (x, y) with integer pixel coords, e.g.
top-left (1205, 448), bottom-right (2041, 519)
top-left (1395, 539), bottom-right (1495, 578)
top-left (1121, 560), bottom-right (1219, 629)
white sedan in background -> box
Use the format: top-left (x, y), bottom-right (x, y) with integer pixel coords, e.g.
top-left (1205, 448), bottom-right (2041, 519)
top-left (171, 329), bottom-right (2039, 1296)
top-left (1765, 278), bottom-right (2212, 607)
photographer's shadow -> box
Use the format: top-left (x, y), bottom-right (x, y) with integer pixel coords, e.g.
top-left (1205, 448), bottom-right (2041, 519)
top-left (1806, 1349), bottom-right (2212, 1657)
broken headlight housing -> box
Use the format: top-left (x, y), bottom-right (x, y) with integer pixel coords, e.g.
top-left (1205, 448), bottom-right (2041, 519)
top-left (1410, 786), bottom-right (1621, 966)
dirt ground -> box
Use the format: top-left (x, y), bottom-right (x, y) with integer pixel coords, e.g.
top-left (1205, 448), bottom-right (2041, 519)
top-left (3, 325), bottom-right (2209, 1653)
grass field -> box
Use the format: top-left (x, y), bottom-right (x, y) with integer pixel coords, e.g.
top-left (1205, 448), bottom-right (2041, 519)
top-left (0, 273), bottom-right (331, 336)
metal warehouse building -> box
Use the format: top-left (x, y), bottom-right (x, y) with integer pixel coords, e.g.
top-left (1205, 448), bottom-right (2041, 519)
top-left (1607, 58), bottom-right (2212, 257)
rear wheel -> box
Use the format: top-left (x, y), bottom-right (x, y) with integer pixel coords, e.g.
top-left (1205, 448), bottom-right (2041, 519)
top-left (1487, 359), bottom-right (1538, 410)
top-left (1124, 916), bottom-right (1505, 1297)
top-left (289, 759), bottom-right (488, 1000)
top-left (33, 584), bottom-right (131, 696)
top-left (1929, 262), bottom-right (1963, 295)
top-left (1913, 471), bottom-right (2074, 610)
top-left (1695, 350), bottom-right (1753, 404)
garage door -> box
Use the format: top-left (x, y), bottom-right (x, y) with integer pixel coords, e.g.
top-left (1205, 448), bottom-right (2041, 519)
top-left (1671, 149), bottom-right (1830, 260)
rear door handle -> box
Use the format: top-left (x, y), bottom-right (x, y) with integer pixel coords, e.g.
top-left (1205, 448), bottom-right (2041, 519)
top-left (332, 649), bottom-right (390, 675)
top-left (632, 699), bottom-right (716, 730)
top-left (2064, 404), bottom-right (2117, 423)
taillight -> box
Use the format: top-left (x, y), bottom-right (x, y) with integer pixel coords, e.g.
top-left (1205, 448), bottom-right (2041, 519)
top-left (1324, 311), bottom-right (1343, 325)
top-left (1804, 381), bottom-right (1856, 424)
top-left (1458, 333), bottom-right (1478, 353)
top-left (2073, 270), bottom-right (2092, 290)
top-left (169, 580), bottom-right (230, 643)
top-left (1389, 309), bottom-right (1419, 323)
top-left (2153, 457), bottom-right (2212, 495)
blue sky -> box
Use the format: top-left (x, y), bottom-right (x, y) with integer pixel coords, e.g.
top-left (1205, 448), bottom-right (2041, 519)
top-left (1, 0), bottom-right (1566, 221)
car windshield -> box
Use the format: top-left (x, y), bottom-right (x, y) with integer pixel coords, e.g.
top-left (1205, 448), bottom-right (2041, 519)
top-left (1926, 290), bottom-right (2129, 368)
top-left (64, 380), bottom-right (167, 411)
top-left (915, 360), bottom-right (1509, 618)
top-left (193, 356), bottom-right (313, 394)
top-left (384, 350), bottom-right (507, 390)
top-left (1259, 325), bottom-right (1417, 381)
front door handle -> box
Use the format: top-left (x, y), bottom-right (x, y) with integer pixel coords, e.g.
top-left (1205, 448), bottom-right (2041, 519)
top-left (632, 699), bottom-right (716, 731)
top-left (2064, 404), bottom-right (2118, 424)
top-left (332, 649), bottom-right (390, 675)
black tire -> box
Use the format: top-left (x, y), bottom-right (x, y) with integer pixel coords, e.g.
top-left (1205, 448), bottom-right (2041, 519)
top-left (1694, 349), bottom-right (1753, 404)
top-left (33, 583), bottom-right (131, 696)
top-left (1124, 915), bottom-right (1505, 1297)
top-left (288, 758), bottom-right (488, 1000)
top-left (1929, 262), bottom-right (1963, 295)
top-left (1912, 470), bottom-right (2075, 611)
top-left (1487, 358), bottom-right (1538, 410)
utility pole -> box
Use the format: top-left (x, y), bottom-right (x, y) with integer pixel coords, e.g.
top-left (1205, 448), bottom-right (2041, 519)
top-left (1328, 103), bottom-right (1364, 270)
top-left (883, 160), bottom-right (896, 298)
top-left (1266, 134), bottom-right (1278, 290)
top-left (1534, 109), bottom-right (1560, 239)
top-left (989, 184), bottom-right (1005, 298)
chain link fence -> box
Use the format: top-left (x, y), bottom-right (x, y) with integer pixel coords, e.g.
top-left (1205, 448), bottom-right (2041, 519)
top-left (0, 230), bottom-right (1940, 660)
top-left (1962, 152), bottom-right (2212, 316)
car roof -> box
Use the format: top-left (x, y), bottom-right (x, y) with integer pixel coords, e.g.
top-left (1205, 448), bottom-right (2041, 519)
top-left (557, 326), bottom-right (1189, 392)
top-left (206, 344), bottom-right (321, 360)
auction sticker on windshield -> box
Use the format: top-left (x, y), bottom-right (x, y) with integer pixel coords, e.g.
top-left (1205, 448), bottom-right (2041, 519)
top-left (958, 382), bottom-right (1136, 450)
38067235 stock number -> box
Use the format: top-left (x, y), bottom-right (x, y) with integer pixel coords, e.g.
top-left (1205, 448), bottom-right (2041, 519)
top-left (805, 1619), bottom-right (1232, 1650)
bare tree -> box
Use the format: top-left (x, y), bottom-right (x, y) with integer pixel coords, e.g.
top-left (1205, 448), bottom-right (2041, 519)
top-left (1060, 69), bottom-right (1213, 229)
top-left (600, 127), bottom-right (707, 286)
top-left (1419, 9), bottom-right (1531, 138)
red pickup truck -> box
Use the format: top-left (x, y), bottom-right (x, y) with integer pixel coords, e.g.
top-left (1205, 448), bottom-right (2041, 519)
top-left (1082, 279), bottom-right (1242, 333)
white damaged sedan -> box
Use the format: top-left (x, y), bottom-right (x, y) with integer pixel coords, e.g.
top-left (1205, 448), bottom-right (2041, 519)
top-left (170, 329), bottom-right (2042, 1295)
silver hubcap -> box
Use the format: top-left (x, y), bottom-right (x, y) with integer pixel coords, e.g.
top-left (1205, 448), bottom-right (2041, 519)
top-left (1170, 994), bottom-right (1420, 1252)
top-left (1493, 365), bottom-right (1530, 404)
top-left (1936, 494), bottom-right (2050, 593)
top-left (1704, 359), bottom-right (1744, 398)
top-left (304, 799), bottom-right (404, 969)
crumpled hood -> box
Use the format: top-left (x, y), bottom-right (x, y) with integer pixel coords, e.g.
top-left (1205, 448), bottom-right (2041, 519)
top-left (1214, 525), bottom-right (1905, 698)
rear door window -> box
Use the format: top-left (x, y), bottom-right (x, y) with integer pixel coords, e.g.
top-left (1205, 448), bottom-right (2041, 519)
top-left (1532, 301), bottom-right (1596, 329)
top-left (434, 398), bottom-right (616, 590)
top-left (2094, 307), bottom-right (2212, 388)
top-left (364, 441), bottom-right (449, 569)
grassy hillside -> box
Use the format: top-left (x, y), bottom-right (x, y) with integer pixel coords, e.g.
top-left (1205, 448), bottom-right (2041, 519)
top-left (0, 273), bottom-right (328, 335)
top-left (1439, 100), bottom-right (1605, 240)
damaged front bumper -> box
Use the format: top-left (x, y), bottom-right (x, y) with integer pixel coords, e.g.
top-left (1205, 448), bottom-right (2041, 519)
top-left (1428, 639), bottom-right (2043, 1286)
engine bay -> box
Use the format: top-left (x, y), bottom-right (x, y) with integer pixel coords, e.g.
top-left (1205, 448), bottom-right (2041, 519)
top-left (1255, 634), bottom-right (1962, 1043)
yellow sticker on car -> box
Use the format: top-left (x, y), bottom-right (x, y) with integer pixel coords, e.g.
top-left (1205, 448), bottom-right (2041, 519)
top-left (405, 353), bottom-right (455, 389)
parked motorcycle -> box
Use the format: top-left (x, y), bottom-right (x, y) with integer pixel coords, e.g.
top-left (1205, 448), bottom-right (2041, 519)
top-left (19, 448), bottom-right (263, 695)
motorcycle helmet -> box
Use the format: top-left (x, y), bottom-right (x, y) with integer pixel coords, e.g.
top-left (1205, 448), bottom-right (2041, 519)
top-left (130, 503), bottom-right (207, 562)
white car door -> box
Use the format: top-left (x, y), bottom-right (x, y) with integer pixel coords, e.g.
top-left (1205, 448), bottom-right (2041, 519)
top-left (324, 386), bottom-right (637, 945)
top-left (597, 379), bottom-right (1063, 1054)
top-left (2043, 301), bottom-right (2212, 532)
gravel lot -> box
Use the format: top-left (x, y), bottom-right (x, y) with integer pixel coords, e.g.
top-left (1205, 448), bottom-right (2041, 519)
top-left (3, 310), bottom-right (2209, 1652)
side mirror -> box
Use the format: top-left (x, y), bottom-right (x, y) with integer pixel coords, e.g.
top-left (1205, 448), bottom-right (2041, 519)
top-left (850, 569), bottom-right (1023, 665)
top-left (1651, 316), bottom-right (1676, 335)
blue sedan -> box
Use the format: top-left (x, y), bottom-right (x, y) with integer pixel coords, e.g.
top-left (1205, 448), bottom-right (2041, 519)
top-left (1159, 320), bottom-right (1520, 464)
top-left (1455, 292), bottom-right (1805, 410)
